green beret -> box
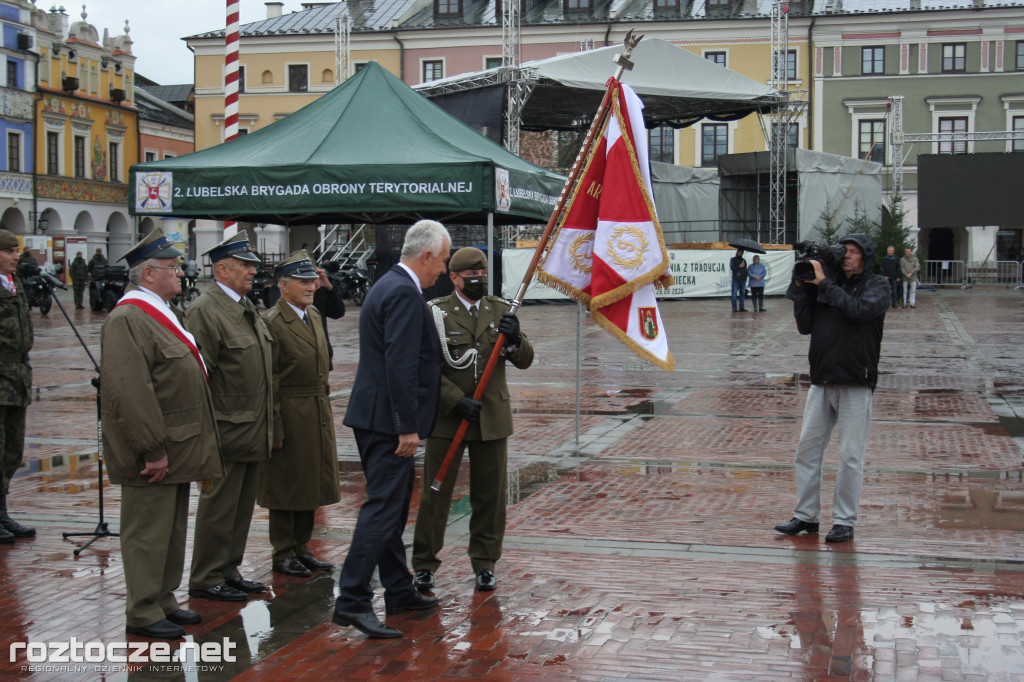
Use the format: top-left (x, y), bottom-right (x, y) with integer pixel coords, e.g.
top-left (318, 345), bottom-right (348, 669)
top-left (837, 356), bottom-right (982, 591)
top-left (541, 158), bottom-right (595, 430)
top-left (449, 247), bottom-right (487, 272)
top-left (0, 229), bottom-right (18, 250)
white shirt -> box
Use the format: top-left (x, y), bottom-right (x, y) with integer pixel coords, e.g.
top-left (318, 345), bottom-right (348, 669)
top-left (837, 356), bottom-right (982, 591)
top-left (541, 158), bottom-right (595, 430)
top-left (396, 262), bottom-right (422, 292)
top-left (215, 280), bottom-right (244, 303)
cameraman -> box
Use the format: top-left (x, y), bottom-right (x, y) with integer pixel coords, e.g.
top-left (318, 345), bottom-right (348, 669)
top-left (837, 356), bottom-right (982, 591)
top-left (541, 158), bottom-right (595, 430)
top-left (774, 233), bottom-right (889, 543)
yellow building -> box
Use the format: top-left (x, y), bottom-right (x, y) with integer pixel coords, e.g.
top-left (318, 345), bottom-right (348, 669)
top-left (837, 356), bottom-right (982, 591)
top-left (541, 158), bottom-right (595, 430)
top-left (32, 5), bottom-right (139, 263)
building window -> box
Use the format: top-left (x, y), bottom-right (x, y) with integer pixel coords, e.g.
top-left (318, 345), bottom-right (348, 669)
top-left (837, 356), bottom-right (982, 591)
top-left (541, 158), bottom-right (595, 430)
top-left (46, 132), bottom-right (59, 174)
top-left (701, 124), bottom-right (728, 167)
top-left (942, 43), bottom-right (966, 73)
top-left (109, 141), bottom-right (120, 181)
top-left (435, 0), bottom-right (461, 15)
top-left (1013, 116), bottom-right (1024, 152)
top-left (705, 51), bottom-right (726, 68)
top-left (422, 60), bottom-right (444, 82)
top-left (861, 46), bottom-right (884, 75)
top-left (74, 136), bottom-right (86, 178)
top-left (145, 150), bottom-right (156, 162)
top-left (1016, 42), bottom-right (1024, 71)
top-left (354, 63), bottom-right (367, 73)
top-left (6, 59), bottom-right (17, 89)
top-left (485, 56), bottom-right (502, 70)
top-left (938, 117), bottom-right (968, 154)
top-left (771, 122), bottom-right (799, 149)
top-left (7, 132), bottom-right (19, 172)
top-left (237, 65), bottom-right (245, 93)
top-left (565, 0), bottom-right (593, 11)
top-left (786, 50), bottom-right (798, 80)
top-left (654, 0), bottom-right (679, 8)
top-left (649, 126), bottom-right (674, 164)
top-left (288, 64), bottom-right (308, 92)
top-left (858, 120), bottom-right (885, 164)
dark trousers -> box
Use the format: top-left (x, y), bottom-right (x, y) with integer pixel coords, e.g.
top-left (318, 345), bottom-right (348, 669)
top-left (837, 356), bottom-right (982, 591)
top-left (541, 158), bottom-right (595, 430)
top-left (190, 460), bottom-right (260, 586)
top-left (72, 281), bottom-right (86, 308)
top-left (268, 509), bottom-right (315, 563)
top-left (0, 404), bottom-right (26, 496)
top-left (413, 436), bottom-right (507, 573)
top-left (889, 279), bottom-right (900, 307)
top-left (750, 287), bottom-right (765, 311)
top-left (335, 428), bottom-right (417, 613)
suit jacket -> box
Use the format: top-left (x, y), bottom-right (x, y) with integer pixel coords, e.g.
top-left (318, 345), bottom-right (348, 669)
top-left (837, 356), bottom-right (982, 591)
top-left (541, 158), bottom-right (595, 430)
top-left (100, 287), bottom-right (222, 486)
top-left (185, 283), bottom-right (274, 463)
top-left (257, 299), bottom-right (339, 509)
top-left (429, 293), bottom-right (533, 441)
top-left (343, 265), bottom-right (441, 439)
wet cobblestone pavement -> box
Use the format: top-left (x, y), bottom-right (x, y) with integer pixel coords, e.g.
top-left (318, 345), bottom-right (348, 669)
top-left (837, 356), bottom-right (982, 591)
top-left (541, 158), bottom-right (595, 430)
top-left (3, 287), bottom-right (1024, 680)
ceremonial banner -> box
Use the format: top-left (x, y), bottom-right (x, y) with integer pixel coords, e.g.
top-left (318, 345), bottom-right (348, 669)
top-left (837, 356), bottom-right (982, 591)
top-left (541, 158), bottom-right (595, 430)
top-left (538, 82), bottom-right (673, 370)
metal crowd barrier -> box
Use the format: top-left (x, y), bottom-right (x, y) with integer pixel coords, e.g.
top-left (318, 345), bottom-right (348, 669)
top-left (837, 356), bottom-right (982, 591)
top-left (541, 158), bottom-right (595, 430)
top-left (920, 260), bottom-right (1024, 288)
top-left (919, 260), bottom-right (966, 287)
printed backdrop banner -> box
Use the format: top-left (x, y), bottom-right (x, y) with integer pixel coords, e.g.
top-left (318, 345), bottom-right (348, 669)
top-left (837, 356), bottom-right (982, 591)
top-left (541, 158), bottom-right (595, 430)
top-left (505, 248), bottom-right (795, 300)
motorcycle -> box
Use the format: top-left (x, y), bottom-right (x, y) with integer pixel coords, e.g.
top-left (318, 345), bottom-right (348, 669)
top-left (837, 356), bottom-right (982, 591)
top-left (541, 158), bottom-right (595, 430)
top-left (337, 266), bottom-right (370, 306)
top-left (172, 261), bottom-right (201, 309)
top-left (15, 262), bottom-right (55, 315)
top-left (89, 264), bottom-right (130, 312)
top-left (247, 261), bottom-right (279, 309)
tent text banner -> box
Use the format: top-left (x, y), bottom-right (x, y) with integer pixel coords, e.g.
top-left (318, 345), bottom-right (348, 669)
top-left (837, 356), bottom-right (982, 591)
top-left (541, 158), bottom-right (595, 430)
top-left (504, 248), bottom-right (795, 300)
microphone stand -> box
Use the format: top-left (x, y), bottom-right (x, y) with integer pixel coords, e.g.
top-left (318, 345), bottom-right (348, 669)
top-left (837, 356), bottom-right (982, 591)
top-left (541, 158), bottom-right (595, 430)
top-left (48, 283), bottom-right (119, 555)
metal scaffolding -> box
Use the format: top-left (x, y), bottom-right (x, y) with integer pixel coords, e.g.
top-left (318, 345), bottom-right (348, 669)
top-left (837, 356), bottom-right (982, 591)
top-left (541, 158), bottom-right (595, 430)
top-left (335, 14), bottom-right (350, 85)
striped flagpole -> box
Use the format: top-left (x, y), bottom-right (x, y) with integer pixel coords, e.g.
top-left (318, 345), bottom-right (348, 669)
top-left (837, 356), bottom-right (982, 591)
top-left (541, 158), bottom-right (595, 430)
top-left (223, 0), bottom-right (240, 236)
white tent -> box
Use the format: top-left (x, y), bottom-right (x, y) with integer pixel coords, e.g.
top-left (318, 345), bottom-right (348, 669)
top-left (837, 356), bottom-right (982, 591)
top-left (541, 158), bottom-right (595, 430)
top-left (418, 38), bottom-right (781, 131)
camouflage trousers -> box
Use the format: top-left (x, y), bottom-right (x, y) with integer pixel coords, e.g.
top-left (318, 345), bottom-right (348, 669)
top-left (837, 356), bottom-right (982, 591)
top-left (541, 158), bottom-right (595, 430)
top-left (0, 404), bottom-right (27, 496)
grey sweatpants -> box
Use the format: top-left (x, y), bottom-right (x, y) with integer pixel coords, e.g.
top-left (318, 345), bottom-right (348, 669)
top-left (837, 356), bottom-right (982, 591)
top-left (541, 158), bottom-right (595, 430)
top-left (793, 384), bottom-right (873, 527)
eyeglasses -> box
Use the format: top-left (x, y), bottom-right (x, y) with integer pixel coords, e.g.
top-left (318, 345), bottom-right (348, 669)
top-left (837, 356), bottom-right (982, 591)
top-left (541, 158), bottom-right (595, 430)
top-left (149, 264), bottom-right (183, 273)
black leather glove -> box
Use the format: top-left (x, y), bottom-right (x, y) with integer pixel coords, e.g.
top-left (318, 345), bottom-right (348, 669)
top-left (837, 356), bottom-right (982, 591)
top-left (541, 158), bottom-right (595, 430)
top-left (455, 396), bottom-right (482, 421)
top-left (498, 312), bottom-right (521, 346)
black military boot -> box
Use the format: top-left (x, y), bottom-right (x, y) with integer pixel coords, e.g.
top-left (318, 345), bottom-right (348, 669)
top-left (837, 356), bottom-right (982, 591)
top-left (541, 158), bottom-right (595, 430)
top-left (0, 523), bottom-right (13, 544)
top-left (0, 495), bottom-right (36, 538)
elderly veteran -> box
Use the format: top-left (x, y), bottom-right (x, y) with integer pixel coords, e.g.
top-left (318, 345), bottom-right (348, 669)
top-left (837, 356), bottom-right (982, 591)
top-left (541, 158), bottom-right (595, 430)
top-left (186, 232), bottom-right (274, 602)
top-left (100, 228), bottom-right (222, 639)
top-left (257, 251), bottom-right (340, 579)
top-left (0, 229), bottom-right (37, 544)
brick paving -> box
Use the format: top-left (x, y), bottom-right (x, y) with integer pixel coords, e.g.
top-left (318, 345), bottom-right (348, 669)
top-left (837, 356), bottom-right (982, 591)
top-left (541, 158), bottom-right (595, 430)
top-left (2, 287), bottom-right (1024, 681)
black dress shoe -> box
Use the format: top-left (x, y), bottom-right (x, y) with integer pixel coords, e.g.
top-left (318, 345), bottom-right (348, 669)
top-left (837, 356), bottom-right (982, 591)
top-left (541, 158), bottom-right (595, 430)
top-left (126, 619), bottom-right (185, 639)
top-left (332, 610), bottom-right (401, 639)
top-left (0, 525), bottom-right (13, 544)
top-left (227, 576), bottom-right (267, 593)
top-left (298, 553), bottom-right (334, 573)
top-left (188, 582), bottom-right (247, 601)
top-left (273, 557), bottom-right (312, 578)
top-left (385, 592), bottom-right (439, 615)
top-left (825, 524), bottom-right (854, 543)
top-left (475, 569), bottom-right (497, 591)
top-left (414, 569), bottom-right (434, 592)
top-left (774, 517), bottom-right (820, 535)
top-left (0, 514), bottom-right (36, 538)
top-left (165, 609), bottom-right (202, 626)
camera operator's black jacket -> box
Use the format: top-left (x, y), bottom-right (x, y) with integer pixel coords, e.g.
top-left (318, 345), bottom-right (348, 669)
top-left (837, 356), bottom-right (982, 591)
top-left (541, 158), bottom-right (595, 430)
top-left (793, 235), bottom-right (889, 390)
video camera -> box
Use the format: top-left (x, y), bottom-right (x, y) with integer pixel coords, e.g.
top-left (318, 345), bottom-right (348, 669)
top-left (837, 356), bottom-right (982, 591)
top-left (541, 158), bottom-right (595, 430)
top-left (792, 241), bottom-right (847, 282)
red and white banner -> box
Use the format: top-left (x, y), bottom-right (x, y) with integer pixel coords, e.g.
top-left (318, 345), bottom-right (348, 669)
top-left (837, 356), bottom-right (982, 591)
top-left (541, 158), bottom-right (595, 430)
top-left (538, 82), bottom-right (673, 370)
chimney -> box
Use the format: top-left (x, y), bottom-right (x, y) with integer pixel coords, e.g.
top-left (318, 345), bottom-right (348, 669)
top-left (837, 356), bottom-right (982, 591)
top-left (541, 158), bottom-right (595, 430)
top-left (266, 2), bottom-right (284, 19)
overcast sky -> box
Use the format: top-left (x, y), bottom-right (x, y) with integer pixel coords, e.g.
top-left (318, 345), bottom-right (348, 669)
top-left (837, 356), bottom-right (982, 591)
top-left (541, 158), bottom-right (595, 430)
top-left (58, 0), bottom-right (299, 84)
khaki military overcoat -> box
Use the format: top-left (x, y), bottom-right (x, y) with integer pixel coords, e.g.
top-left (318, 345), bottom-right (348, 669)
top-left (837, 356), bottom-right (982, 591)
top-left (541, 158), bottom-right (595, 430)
top-left (257, 299), bottom-right (340, 510)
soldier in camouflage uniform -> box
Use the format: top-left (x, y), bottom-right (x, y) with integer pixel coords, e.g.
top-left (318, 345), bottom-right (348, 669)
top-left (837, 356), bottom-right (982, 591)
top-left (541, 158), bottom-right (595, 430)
top-left (0, 229), bottom-right (37, 544)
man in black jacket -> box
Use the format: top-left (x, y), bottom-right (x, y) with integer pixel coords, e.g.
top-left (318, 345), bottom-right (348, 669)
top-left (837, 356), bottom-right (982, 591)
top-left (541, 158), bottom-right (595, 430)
top-left (774, 233), bottom-right (889, 543)
top-left (880, 245), bottom-right (901, 309)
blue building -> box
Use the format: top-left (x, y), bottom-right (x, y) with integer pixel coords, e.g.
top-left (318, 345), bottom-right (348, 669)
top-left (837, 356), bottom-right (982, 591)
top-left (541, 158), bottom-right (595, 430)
top-left (0, 0), bottom-right (35, 236)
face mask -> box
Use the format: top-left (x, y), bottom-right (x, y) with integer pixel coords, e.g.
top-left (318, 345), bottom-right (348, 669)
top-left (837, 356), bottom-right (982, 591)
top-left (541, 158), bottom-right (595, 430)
top-left (460, 275), bottom-right (487, 301)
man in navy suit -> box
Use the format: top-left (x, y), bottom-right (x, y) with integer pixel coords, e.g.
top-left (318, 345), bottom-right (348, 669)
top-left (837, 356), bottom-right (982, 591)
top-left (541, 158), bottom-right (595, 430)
top-left (333, 219), bottom-right (451, 639)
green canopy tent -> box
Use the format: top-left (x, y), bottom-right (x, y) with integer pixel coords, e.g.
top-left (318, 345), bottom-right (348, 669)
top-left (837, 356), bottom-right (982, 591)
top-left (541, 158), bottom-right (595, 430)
top-left (129, 61), bottom-right (565, 227)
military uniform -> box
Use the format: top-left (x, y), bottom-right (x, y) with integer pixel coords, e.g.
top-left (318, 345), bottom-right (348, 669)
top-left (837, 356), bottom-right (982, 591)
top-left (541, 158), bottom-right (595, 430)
top-left (258, 259), bottom-right (340, 569)
top-left (186, 233), bottom-right (274, 596)
top-left (0, 245), bottom-right (35, 543)
top-left (100, 230), bottom-right (222, 634)
top-left (69, 254), bottom-right (89, 309)
top-left (412, 290), bottom-right (533, 577)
